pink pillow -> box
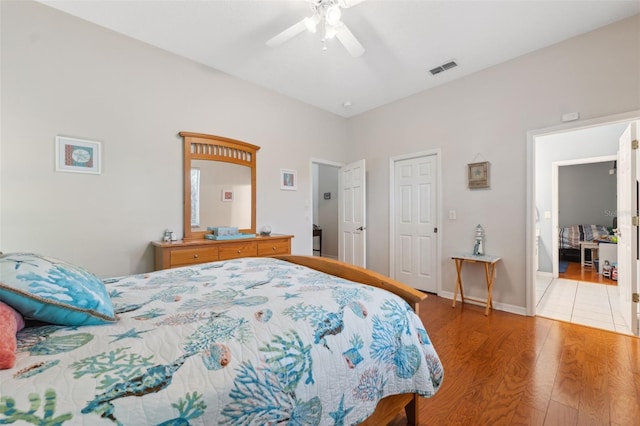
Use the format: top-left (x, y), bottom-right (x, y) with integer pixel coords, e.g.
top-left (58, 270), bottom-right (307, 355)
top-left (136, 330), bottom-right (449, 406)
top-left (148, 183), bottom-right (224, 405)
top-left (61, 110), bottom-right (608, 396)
top-left (0, 301), bottom-right (25, 369)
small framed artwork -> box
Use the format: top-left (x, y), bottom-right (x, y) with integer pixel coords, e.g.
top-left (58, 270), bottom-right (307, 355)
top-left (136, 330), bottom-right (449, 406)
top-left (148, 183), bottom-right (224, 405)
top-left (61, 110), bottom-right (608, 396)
top-left (468, 161), bottom-right (489, 189)
top-left (55, 136), bottom-right (101, 174)
top-left (221, 188), bottom-right (234, 202)
top-left (281, 169), bottom-right (297, 191)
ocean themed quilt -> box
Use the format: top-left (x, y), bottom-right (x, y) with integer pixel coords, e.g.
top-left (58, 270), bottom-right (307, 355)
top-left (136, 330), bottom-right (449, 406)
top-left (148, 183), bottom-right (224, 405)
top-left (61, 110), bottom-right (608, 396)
top-left (0, 257), bottom-right (443, 425)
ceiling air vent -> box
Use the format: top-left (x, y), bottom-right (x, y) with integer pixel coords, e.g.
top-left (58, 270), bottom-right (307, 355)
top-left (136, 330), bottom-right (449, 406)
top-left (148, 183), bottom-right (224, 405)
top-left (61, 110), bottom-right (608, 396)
top-left (429, 60), bottom-right (458, 75)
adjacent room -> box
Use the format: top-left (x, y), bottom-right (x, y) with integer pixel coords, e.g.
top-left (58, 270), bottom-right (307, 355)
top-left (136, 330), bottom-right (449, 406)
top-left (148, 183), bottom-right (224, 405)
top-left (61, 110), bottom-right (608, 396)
top-left (2, 1), bottom-right (640, 424)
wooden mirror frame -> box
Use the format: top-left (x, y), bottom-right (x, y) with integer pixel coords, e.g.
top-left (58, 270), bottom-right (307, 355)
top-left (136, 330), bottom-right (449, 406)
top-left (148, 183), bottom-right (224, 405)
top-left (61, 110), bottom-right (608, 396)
top-left (180, 132), bottom-right (260, 241)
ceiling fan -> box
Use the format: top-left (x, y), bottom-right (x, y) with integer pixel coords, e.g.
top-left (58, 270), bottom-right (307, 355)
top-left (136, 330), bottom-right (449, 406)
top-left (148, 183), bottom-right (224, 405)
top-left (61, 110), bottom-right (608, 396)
top-left (266, 0), bottom-right (366, 57)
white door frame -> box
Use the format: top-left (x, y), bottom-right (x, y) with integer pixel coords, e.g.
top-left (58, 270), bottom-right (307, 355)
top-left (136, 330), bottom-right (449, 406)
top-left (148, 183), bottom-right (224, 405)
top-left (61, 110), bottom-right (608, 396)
top-left (389, 149), bottom-right (442, 295)
top-left (526, 110), bottom-right (640, 316)
top-left (309, 158), bottom-right (342, 256)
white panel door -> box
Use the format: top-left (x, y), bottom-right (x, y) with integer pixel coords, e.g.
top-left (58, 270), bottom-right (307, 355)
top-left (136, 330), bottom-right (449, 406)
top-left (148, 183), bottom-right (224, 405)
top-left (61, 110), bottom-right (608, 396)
top-left (617, 121), bottom-right (639, 335)
top-left (394, 155), bottom-right (437, 292)
top-left (339, 159), bottom-right (366, 267)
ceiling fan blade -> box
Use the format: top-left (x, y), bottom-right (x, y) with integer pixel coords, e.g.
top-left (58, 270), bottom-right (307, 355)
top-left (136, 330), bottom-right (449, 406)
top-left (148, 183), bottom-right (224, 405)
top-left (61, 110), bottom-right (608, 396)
top-left (266, 19), bottom-right (307, 48)
top-left (335, 22), bottom-right (365, 57)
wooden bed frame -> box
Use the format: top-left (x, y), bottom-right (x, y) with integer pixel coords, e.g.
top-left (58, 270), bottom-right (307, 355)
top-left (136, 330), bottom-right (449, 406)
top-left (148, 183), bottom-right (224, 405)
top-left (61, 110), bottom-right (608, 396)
top-left (274, 255), bottom-right (427, 426)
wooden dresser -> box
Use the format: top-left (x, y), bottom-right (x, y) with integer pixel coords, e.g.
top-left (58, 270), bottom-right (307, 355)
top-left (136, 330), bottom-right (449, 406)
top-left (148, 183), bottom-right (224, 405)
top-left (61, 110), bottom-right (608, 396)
top-left (152, 234), bottom-right (293, 271)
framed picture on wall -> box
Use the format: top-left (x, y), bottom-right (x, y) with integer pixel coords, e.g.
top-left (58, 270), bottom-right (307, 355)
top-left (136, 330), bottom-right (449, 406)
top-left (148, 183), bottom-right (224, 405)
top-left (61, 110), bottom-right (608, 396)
top-left (55, 136), bottom-right (101, 174)
top-left (467, 161), bottom-right (489, 189)
top-left (281, 169), bottom-right (297, 191)
top-left (221, 189), bottom-right (234, 202)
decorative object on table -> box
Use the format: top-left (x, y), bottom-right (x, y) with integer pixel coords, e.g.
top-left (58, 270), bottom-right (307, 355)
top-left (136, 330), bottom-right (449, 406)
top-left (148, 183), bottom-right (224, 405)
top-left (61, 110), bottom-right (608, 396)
top-left (55, 135), bottom-right (101, 174)
top-left (280, 169), bottom-right (297, 190)
top-left (260, 225), bottom-right (272, 236)
top-left (163, 229), bottom-right (172, 243)
top-left (473, 224), bottom-right (485, 255)
top-left (467, 161), bottom-right (489, 189)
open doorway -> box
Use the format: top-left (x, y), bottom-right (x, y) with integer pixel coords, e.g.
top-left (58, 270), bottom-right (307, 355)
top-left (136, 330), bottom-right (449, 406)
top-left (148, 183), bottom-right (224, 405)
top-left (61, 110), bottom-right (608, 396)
top-left (554, 156), bottom-right (617, 281)
top-left (527, 111), bottom-right (639, 335)
top-left (311, 161), bottom-right (340, 259)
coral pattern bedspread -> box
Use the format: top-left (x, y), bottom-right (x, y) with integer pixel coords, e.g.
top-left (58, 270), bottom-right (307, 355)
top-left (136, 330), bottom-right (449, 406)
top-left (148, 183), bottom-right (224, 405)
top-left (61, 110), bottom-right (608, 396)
top-left (0, 257), bottom-right (443, 425)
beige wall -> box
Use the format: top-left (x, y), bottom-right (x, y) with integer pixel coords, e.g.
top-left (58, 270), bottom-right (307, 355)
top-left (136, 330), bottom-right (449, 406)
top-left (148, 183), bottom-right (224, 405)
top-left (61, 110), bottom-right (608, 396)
top-left (0, 1), bottom-right (348, 277)
top-left (2, 1), bottom-right (639, 314)
top-left (346, 14), bottom-right (640, 311)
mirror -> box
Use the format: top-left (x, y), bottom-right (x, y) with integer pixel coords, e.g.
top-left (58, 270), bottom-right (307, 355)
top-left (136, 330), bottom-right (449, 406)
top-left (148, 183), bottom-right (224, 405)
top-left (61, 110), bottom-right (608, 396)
top-left (181, 132), bottom-right (260, 240)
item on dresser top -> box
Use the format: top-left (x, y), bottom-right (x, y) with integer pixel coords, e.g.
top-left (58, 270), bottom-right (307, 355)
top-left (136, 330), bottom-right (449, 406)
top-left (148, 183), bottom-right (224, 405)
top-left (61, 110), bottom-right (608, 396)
top-left (260, 225), bottom-right (272, 236)
top-left (207, 226), bottom-right (239, 236)
top-left (205, 233), bottom-right (256, 240)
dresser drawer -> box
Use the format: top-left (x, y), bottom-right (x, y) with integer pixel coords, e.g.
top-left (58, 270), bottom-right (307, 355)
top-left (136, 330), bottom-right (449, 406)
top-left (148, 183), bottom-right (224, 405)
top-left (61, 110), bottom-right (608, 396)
top-left (218, 241), bottom-right (258, 260)
top-left (257, 239), bottom-right (291, 256)
top-left (152, 235), bottom-right (293, 270)
top-left (171, 247), bottom-right (219, 266)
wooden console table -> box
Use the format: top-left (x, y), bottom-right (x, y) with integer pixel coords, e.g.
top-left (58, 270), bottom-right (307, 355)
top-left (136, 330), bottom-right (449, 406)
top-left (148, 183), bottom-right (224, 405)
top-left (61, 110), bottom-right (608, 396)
top-left (451, 253), bottom-right (502, 315)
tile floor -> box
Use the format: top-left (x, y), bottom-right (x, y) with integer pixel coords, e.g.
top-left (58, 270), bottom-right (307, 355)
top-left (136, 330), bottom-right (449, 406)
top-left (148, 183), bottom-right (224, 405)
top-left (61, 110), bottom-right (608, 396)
top-left (536, 273), bottom-right (632, 335)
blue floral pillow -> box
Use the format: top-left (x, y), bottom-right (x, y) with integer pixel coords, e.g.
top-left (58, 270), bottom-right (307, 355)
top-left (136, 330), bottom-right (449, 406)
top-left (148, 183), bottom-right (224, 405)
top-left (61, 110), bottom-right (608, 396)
top-left (0, 253), bottom-right (116, 326)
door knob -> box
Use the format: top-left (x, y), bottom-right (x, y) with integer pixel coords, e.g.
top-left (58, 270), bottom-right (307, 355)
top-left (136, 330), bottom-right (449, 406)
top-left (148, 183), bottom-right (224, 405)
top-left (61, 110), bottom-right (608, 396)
top-left (356, 226), bottom-right (365, 231)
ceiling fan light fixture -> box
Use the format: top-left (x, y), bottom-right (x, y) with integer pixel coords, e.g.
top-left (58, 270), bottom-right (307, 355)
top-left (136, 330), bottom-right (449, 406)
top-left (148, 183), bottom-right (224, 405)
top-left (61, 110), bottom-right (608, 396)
top-left (325, 25), bottom-right (338, 39)
top-left (325, 4), bottom-right (342, 26)
top-left (304, 15), bottom-right (320, 33)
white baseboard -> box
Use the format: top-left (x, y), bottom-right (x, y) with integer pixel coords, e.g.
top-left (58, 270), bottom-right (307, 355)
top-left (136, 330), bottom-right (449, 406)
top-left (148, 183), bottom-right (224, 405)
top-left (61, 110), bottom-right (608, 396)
top-left (438, 291), bottom-right (527, 316)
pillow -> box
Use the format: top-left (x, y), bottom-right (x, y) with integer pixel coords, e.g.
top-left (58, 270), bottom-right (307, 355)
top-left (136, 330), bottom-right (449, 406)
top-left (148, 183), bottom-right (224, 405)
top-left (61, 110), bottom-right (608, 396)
top-left (0, 253), bottom-right (116, 326)
top-left (0, 301), bottom-right (25, 369)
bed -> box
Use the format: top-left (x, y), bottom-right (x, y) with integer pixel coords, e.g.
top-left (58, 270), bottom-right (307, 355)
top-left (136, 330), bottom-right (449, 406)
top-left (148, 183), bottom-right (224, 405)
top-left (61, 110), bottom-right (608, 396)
top-left (0, 253), bottom-right (443, 425)
top-left (558, 224), bottom-right (610, 262)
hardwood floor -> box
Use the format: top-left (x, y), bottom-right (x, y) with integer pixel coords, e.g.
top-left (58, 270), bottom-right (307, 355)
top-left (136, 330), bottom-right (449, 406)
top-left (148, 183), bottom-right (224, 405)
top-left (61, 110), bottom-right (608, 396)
top-left (559, 261), bottom-right (617, 285)
top-left (388, 294), bottom-right (640, 425)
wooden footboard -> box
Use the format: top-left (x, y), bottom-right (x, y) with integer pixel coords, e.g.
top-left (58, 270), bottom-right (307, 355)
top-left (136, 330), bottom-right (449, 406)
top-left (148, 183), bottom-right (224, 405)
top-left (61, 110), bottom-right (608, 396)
top-left (274, 255), bottom-right (425, 425)
top-left (273, 255), bottom-right (426, 313)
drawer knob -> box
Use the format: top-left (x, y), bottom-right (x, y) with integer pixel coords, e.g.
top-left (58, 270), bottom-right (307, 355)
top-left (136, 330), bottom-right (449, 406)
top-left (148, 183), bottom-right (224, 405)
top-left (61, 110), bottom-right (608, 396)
top-left (272, 246), bottom-right (276, 251)
top-left (237, 249), bottom-right (241, 254)
top-left (194, 254), bottom-right (199, 259)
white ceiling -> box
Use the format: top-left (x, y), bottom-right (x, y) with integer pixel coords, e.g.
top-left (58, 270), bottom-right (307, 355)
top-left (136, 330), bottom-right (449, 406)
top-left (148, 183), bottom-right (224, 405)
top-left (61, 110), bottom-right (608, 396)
top-left (39, 0), bottom-right (640, 118)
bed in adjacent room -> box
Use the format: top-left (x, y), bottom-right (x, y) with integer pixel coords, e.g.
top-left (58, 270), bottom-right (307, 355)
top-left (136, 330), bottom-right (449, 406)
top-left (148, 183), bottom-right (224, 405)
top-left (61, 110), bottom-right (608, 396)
top-left (0, 253), bottom-right (443, 425)
top-left (558, 224), bottom-right (611, 263)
